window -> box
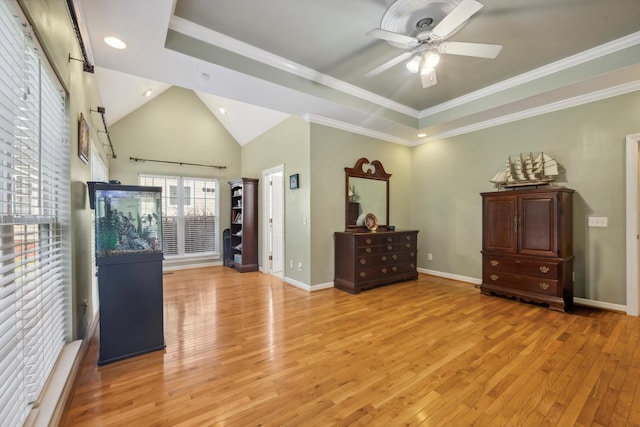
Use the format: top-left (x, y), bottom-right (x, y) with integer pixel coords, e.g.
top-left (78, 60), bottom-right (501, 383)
top-left (139, 175), bottom-right (218, 258)
top-left (0, 2), bottom-right (70, 425)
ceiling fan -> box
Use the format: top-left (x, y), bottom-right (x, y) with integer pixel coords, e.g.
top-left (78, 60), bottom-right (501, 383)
top-left (365, 0), bottom-right (502, 88)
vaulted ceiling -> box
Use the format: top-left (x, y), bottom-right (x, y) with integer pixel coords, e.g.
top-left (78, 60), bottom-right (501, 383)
top-left (77, 0), bottom-right (640, 145)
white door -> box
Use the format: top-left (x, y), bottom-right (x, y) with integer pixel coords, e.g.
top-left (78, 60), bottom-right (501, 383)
top-left (263, 166), bottom-right (284, 277)
top-left (271, 173), bottom-right (284, 275)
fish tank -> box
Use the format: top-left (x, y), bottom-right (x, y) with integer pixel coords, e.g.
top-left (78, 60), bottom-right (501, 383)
top-left (91, 183), bottom-right (163, 260)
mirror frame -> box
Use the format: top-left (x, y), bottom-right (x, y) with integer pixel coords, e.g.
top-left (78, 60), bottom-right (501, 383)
top-left (345, 157), bottom-right (391, 231)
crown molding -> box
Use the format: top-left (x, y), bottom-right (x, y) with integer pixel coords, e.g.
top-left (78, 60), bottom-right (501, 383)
top-left (419, 31), bottom-right (640, 118)
top-left (169, 15), bottom-right (419, 118)
top-left (304, 114), bottom-right (411, 146)
top-left (421, 80), bottom-right (640, 144)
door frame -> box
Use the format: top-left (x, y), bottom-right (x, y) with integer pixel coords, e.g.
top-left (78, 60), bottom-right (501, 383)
top-left (262, 164), bottom-right (285, 278)
top-left (625, 133), bottom-right (640, 316)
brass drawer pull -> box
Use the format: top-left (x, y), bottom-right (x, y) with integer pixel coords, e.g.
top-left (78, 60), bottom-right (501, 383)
top-left (392, 266), bottom-right (398, 272)
top-left (539, 282), bottom-right (550, 290)
top-left (514, 260), bottom-right (521, 264)
top-left (366, 238), bottom-right (372, 244)
top-left (387, 245), bottom-right (393, 251)
top-left (381, 256), bottom-right (387, 262)
top-left (410, 252), bottom-right (415, 257)
top-left (410, 263), bottom-right (415, 268)
top-left (490, 274), bottom-right (499, 281)
top-left (406, 243), bottom-right (411, 249)
top-left (406, 235), bottom-right (411, 241)
top-left (490, 259), bottom-right (499, 266)
top-left (392, 254), bottom-right (398, 260)
top-left (387, 237), bottom-right (393, 243)
top-left (359, 258), bottom-right (366, 265)
top-left (382, 268), bottom-right (387, 274)
top-left (539, 266), bottom-right (550, 274)
top-left (365, 247), bottom-right (371, 254)
top-left (359, 272), bottom-right (366, 278)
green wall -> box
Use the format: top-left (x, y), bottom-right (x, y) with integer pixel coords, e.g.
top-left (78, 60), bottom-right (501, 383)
top-left (241, 116), bottom-right (311, 285)
top-left (411, 91), bottom-right (640, 305)
top-left (310, 125), bottom-right (413, 286)
top-left (109, 87), bottom-right (242, 269)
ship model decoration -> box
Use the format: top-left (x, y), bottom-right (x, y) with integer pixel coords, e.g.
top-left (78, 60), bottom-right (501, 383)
top-left (490, 152), bottom-right (559, 189)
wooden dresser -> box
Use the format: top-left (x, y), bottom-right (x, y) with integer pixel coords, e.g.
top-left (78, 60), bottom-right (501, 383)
top-left (480, 187), bottom-right (574, 311)
top-left (334, 230), bottom-right (419, 293)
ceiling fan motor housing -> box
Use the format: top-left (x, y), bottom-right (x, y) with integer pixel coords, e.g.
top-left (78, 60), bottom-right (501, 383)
top-left (380, 0), bottom-right (463, 47)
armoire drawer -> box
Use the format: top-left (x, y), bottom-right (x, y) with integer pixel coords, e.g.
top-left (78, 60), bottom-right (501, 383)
top-left (483, 255), bottom-right (559, 278)
top-left (483, 271), bottom-right (559, 296)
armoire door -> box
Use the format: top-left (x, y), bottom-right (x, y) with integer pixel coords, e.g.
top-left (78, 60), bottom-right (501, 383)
top-left (518, 192), bottom-right (558, 257)
top-left (483, 194), bottom-right (518, 253)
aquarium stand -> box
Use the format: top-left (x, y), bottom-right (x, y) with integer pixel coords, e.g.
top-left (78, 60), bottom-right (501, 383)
top-left (97, 252), bottom-right (165, 365)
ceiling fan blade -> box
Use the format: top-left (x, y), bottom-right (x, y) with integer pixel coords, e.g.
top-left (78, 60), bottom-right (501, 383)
top-left (421, 69), bottom-right (437, 88)
top-left (364, 51), bottom-right (413, 77)
top-left (366, 28), bottom-right (419, 48)
top-left (430, 0), bottom-right (483, 40)
top-left (438, 41), bottom-right (502, 58)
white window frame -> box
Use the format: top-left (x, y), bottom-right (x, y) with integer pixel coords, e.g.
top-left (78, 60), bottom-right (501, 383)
top-left (139, 174), bottom-right (219, 259)
top-left (0, 2), bottom-right (70, 425)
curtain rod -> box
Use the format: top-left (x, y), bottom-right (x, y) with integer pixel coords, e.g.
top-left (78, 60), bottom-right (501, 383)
top-left (129, 156), bottom-right (226, 169)
top-left (91, 107), bottom-right (117, 158)
top-left (65, 0), bottom-right (94, 73)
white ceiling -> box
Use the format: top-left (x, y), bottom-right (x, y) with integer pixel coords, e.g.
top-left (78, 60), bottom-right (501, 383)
top-left (76, 0), bottom-right (640, 146)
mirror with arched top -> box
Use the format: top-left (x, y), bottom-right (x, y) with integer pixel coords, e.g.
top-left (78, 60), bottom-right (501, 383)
top-left (345, 158), bottom-right (390, 230)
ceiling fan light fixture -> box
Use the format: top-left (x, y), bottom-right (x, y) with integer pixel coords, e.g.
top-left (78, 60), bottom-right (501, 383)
top-left (406, 55), bottom-right (423, 73)
top-left (424, 52), bottom-right (440, 69)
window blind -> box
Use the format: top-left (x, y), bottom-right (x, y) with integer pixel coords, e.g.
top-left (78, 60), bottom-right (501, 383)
top-left (0, 1), bottom-right (70, 425)
top-left (139, 175), bottom-right (218, 258)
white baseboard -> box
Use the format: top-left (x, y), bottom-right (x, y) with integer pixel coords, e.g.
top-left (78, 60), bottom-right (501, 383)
top-left (574, 297), bottom-right (627, 313)
top-left (418, 268), bottom-right (482, 285)
top-left (420, 268), bottom-right (629, 313)
top-left (284, 276), bottom-right (310, 291)
top-left (283, 277), bottom-right (333, 292)
top-left (310, 281), bottom-right (334, 292)
top-left (163, 260), bottom-right (223, 272)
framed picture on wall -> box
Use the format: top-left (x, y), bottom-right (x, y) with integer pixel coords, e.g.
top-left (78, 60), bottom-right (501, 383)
top-left (78, 112), bottom-right (90, 164)
top-left (289, 173), bottom-right (299, 189)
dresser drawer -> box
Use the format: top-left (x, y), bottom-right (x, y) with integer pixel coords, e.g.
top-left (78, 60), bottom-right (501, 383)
top-left (484, 255), bottom-right (559, 278)
top-left (483, 271), bottom-right (559, 296)
top-left (356, 245), bottom-right (380, 256)
top-left (357, 236), bottom-right (381, 247)
top-left (380, 233), bottom-right (416, 244)
top-left (358, 262), bottom-right (416, 281)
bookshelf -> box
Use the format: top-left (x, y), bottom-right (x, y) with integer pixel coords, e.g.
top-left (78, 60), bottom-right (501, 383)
top-left (229, 177), bottom-right (258, 272)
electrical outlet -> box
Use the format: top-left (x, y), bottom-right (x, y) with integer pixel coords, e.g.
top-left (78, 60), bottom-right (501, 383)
top-left (428, 253), bottom-right (433, 261)
top-left (298, 262), bottom-right (302, 271)
top-left (289, 260), bottom-right (293, 269)
top-left (588, 217), bottom-right (608, 227)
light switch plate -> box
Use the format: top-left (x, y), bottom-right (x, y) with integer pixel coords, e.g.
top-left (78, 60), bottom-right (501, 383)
top-left (588, 217), bottom-right (608, 227)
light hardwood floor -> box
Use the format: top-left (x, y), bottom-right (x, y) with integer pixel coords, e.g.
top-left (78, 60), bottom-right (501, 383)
top-left (60, 267), bottom-right (640, 426)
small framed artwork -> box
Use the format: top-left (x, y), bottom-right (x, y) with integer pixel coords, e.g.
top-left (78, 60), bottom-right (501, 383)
top-left (78, 112), bottom-right (90, 164)
top-left (289, 173), bottom-right (299, 189)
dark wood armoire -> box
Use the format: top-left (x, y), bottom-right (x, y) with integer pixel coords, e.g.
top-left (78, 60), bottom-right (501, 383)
top-left (480, 187), bottom-right (574, 311)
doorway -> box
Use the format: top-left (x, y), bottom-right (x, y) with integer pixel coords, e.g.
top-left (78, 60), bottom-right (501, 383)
top-left (625, 133), bottom-right (640, 316)
top-left (263, 165), bottom-right (284, 278)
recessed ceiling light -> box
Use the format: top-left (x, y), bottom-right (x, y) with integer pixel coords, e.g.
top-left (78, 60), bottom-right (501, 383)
top-left (144, 89), bottom-right (152, 97)
top-left (417, 133), bottom-right (427, 138)
top-left (104, 36), bottom-right (126, 49)
top-left (219, 107), bottom-right (227, 115)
